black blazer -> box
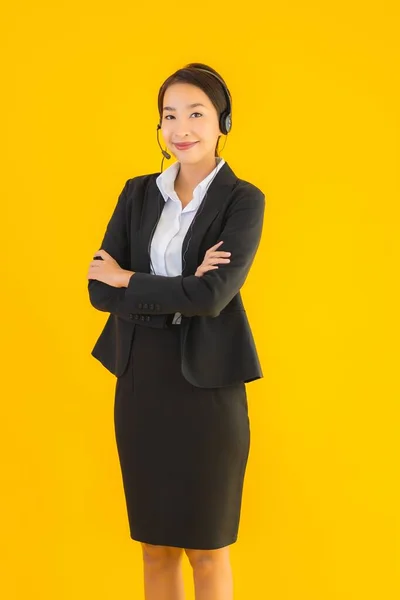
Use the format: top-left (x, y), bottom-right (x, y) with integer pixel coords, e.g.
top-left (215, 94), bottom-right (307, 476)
top-left (88, 161), bottom-right (266, 387)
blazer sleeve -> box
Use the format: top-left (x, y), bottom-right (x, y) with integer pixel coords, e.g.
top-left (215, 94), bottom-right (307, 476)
top-left (119, 184), bottom-right (266, 318)
top-left (87, 178), bottom-right (131, 315)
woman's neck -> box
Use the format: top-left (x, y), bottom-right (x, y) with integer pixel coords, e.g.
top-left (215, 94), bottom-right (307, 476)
top-left (174, 156), bottom-right (219, 191)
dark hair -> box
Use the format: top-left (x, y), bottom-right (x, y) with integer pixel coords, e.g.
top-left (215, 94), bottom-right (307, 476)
top-left (157, 62), bottom-right (231, 158)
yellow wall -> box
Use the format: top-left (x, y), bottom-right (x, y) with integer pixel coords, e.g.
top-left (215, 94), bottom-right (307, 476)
top-left (2, 2), bottom-right (399, 598)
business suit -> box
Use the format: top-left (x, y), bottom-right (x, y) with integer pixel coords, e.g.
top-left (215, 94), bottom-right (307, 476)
top-left (88, 160), bottom-right (265, 388)
top-left (88, 159), bottom-right (265, 549)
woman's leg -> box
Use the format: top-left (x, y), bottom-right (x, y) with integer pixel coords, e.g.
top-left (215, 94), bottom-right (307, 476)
top-left (185, 546), bottom-right (233, 600)
top-left (141, 543), bottom-right (185, 600)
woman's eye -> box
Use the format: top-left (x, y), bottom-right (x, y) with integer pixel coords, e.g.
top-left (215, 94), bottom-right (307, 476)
top-left (164, 112), bottom-right (203, 120)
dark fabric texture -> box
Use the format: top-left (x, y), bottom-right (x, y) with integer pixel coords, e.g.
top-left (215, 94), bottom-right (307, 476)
top-left (114, 321), bottom-right (251, 550)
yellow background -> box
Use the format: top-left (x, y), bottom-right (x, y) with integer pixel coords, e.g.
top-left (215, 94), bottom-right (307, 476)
top-left (2, 1), bottom-right (399, 598)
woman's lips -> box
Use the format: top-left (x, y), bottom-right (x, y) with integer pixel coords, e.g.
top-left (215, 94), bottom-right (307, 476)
top-left (174, 142), bottom-right (198, 150)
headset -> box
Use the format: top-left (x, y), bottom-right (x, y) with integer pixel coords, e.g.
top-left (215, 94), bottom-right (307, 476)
top-left (149, 67), bottom-right (232, 277)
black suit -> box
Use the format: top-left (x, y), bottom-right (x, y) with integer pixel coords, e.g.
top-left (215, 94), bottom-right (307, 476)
top-left (88, 161), bottom-right (265, 387)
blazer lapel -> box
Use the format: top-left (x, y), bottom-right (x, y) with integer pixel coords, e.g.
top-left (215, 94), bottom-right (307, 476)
top-left (131, 180), bottom-right (164, 274)
top-left (132, 161), bottom-right (238, 277)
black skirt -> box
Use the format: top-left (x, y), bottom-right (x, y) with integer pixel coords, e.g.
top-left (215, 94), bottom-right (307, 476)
top-left (113, 319), bottom-right (251, 550)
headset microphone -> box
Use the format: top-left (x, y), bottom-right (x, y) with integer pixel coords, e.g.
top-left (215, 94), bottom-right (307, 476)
top-left (156, 124), bottom-right (171, 160)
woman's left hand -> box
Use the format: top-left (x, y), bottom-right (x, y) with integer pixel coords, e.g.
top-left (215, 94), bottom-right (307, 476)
top-left (87, 249), bottom-right (129, 288)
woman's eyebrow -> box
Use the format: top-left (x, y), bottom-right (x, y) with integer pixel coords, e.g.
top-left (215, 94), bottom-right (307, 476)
top-left (163, 103), bottom-right (207, 112)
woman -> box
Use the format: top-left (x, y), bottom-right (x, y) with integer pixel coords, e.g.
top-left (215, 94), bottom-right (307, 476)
top-left (87, 62), bottom-right (265, 600)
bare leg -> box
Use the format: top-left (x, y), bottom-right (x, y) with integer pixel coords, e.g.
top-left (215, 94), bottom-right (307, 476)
top-left (185, 546), bottom-right (233, 600)
top-left (141, 543), bottom-right (185, 600)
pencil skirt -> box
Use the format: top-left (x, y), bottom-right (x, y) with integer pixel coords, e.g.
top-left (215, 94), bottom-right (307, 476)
top-left (113, 320), bottom-right (251, 550)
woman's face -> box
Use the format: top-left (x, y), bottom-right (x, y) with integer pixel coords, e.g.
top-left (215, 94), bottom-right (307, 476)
top-left (160, 82), bottom-right (221, 165)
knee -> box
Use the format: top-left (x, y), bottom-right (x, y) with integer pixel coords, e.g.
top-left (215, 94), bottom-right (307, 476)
top-left (185, 546), bottom-right (230, 571)
top-left (141, 543), bottom-right (183, 566)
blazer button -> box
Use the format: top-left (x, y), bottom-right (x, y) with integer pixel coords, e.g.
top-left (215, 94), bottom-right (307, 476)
top-left (138, 303), bottom-right (143, 309)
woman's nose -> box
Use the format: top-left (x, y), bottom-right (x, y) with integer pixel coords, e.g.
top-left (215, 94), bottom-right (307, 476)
top-left (172, 126), bottom-right (191, 136)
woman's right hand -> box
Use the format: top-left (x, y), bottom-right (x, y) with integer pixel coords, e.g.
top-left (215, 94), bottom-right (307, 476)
top-left (194, 241), bottom-right (231, 277)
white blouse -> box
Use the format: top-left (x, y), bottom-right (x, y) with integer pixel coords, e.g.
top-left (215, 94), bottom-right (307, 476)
top-left (152, 156), bottom-right (226, 324)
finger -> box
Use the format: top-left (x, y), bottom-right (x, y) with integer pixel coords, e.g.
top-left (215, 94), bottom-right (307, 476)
top-left (196, 266), bottom-right (218, 277)
top-left (209, 252), bottom-right (231, 258)
top-left (95, 249), bottom-right (111, 259)
top-left (208, 241), bottom-right (224, 251)
top-left (206, 250), bottom-right (230, 259)
top-left (206, 258), bottom-right (230, 265)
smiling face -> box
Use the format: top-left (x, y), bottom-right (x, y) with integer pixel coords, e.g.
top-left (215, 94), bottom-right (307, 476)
top-left (160, 82), bottom-right (222, 165)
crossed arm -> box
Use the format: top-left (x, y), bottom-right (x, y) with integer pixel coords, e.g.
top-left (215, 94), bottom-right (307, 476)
top-left (88, 179), bottom-right (265, 319)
